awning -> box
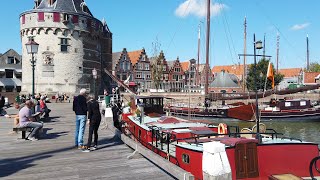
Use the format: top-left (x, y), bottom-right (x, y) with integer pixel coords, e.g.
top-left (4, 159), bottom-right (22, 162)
top-left (129, 82), bottom-right (136, 86)
top-left (0, 78), bottom-right (22, 87)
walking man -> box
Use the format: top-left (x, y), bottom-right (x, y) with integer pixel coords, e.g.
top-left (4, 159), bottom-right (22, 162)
top-left (73, 88), bottom-right (88, 149)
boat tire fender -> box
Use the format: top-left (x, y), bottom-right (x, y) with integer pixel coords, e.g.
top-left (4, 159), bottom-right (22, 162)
top-left (218, 123), bottom-right (227, 135)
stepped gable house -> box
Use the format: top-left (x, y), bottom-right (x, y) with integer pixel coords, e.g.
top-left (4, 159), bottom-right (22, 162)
top-left (20, 0), bottom-right (112, 95)
top-left (167, 57), bottom-right (185, 92)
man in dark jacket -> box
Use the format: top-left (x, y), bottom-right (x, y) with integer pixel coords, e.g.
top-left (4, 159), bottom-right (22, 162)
top-left (83, 95), bottom-right (101, 152)
top-left (73, 88), bottom-right (88, 149)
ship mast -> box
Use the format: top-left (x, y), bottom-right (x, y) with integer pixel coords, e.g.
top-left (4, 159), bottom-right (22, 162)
top-left (196, 23), bottom-right (201, 87)
top-left (243, 16), bottom-right (247, 92)
top-left (307, 34), bottom-right (310, 71)
top-left (205, 0), bottom-right (211, 97)
top-left (276, 33), bottom-right (280, 73)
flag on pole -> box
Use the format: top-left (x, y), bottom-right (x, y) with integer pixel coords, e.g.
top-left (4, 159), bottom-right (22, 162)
top-left (267, 62), bottom-right (275, 89)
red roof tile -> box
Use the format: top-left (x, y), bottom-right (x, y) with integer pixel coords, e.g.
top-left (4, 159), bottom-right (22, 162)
top-left (278, 68), bottom-right (302, 78)
top-left (127, 49), bottom-right (143, 65)
top-left (212, 65), bottom-right (247, 76)
top-left (304, 72), bottom-right (320, 84)
top-left (180, 62), bottom-right (189, 72)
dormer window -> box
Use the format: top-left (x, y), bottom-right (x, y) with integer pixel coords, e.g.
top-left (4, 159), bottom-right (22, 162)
top-left (63, 14), bottom-right (69, 24)
top-left (48, 0), bottom-right (56, 6)
top-left (80, 2), bottom-right (89, 13)
top-left (7, 57), bottom-right (15, 64)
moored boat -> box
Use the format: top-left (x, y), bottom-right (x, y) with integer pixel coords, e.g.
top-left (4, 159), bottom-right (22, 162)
top-left (164, 102), bottom-right (255, 121)
top-left (119, 95), bottom-right (320, 179)
top-left (260, 98), bottom-right (320, 121)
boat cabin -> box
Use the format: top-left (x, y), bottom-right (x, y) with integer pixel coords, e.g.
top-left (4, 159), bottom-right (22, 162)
top-left (276, 99), bottom-right (312, 110)
top-left (135, 96), bottom-right (165, 115)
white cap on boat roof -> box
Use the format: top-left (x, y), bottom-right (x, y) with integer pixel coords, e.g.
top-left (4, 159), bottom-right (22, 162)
top-left (203, 141), bottom-right (225, 154)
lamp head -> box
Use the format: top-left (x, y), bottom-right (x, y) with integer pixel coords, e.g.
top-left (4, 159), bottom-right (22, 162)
top-left (25, 39), bottom-right (39, 54)
top-left (255, 40), bottom-right (263, 50)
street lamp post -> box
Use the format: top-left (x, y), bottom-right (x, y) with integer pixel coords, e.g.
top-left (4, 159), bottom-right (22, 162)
top-left (253, 34), bottom-right (263, 142)
top-left (238, 34), bottom-right (271, 143)
top-left (92, 68), bottom-right (98, 99)
top-left (25, 39), bottom-right (39, 98)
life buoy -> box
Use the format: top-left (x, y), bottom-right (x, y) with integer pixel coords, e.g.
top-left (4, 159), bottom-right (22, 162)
top-left (218, 123), bottom-right (227, 135)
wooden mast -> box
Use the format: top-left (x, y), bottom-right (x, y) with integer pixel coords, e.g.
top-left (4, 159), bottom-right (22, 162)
top-left (205, 0), bottom-right (211, 97)
top-left (276, 33), bottom-right (280, 73)
top-left (196, 23), bottom-right (201, 87)
top-left (243, 16), bottom-right (247, 92)
top-left (307, 34), bottom-right (310, 71)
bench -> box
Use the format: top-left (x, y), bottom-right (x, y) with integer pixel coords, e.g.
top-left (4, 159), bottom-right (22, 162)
top-left (13, 127), bottom-right (33, 139)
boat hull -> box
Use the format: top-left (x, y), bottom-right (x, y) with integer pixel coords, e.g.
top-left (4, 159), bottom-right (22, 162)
top-left (261, 110), bottom-right (320, 121)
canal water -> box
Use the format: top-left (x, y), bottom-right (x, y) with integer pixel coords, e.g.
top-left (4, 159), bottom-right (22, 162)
top-left (221, 119), bottom-right (320, 146)
top-left (192, 117), bottom-right (320, 146)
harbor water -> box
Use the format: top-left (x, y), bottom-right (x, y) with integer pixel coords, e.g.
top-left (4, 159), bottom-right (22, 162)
top-left (194, 117), bottom-right (320, 147)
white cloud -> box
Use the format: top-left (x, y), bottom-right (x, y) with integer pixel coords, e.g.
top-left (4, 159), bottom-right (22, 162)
top-left (290, 23), bottom-right (310, 31)
top-left (175, 0), bottom-right (227, 18)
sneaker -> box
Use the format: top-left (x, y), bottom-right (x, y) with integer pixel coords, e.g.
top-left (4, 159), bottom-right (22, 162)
top-left (90, 145), bottom-right (97, 151)
top-left (78, 145), bottom-right (86, 150)
top-left (82, 148), bottom-right (90, 152)
top-left (28, 137), bottom-right (38, 141)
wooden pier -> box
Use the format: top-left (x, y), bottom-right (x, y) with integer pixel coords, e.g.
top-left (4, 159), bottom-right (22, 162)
top-left (0, 103), bottom-right (175, 180)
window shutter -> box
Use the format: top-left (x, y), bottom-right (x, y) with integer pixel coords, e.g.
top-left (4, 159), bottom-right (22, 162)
top-left (72, 15), bottom-right (79, 24)
top-left (53, 12), bottom-right (60, 22)
top-left (38, 12), bottom-right (44, 21)
top-left (22, 15), bottom-right (25, 24)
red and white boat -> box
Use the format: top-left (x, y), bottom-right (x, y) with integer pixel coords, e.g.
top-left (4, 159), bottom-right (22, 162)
top-left (119, 96), bottom-right (320, 180)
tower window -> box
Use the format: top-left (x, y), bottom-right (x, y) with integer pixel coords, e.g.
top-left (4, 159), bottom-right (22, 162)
top-left (60, 38), bottom-right (69, 52)
top-left (72, 15), bottom-right (79, 24)
top-left (22, 15), bottom-right (25, 24)
top-left (38, 12), bottom-right (44, 21)
top-left (53, 12), bottom-right (60, 22)
top-left (63, 14), bottom-right (69, 23)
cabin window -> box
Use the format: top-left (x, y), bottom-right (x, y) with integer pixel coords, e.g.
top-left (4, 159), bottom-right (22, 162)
top-left (285, 102), bottom-right (291, 107)
top-left (182, 154), bottom-right (190, 164)
top-left (300, 101), bottom-right (306, 106)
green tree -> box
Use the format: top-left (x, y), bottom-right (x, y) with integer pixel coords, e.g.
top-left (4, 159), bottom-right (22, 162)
top-left (246, 58), bottom-right (284, 91)
top-left (151, 53), bottom-right (164, 90)
top-left (309, 62), bottom-right (320, 72)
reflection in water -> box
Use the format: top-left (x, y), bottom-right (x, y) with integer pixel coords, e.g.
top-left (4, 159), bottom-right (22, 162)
top-left (189, 116), bottom-right (320, 147)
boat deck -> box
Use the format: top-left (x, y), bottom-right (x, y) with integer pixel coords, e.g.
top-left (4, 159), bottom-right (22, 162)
top-left (0, 103), bottom-right (175, 180)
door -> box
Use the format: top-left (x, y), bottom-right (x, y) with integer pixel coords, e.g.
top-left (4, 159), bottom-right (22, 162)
top-left (235, 142), bottom-right (259, 179)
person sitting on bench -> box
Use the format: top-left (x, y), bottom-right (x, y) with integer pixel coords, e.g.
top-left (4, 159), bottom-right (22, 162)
top-left (40, 96), bottom-right (51, 118)
top-left (19, 100), bottom-right (43, 141)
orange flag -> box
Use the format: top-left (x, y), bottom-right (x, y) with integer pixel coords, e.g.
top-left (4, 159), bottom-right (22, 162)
top-left (267, 62), bottom-right (275, 89)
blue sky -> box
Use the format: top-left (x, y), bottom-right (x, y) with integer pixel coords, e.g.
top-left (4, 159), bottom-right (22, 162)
top-left (0, 0), bottom-right (319, 69)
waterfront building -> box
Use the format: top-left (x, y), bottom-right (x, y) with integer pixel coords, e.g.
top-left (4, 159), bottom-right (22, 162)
top-left (303, 72), bottom-right (320, 85)
top-left (150, 51), bottom-right (170, 91)
top-left (167, 57), bottom-right (185, 92)
top-left (278, 68), bottom-right (303, 89)
top-left (0, 49), bottom-right (22, 92)
top-left (20, 0), bottom-right (112, 95)
top-left (209, 71), bottom-right (242, 93)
